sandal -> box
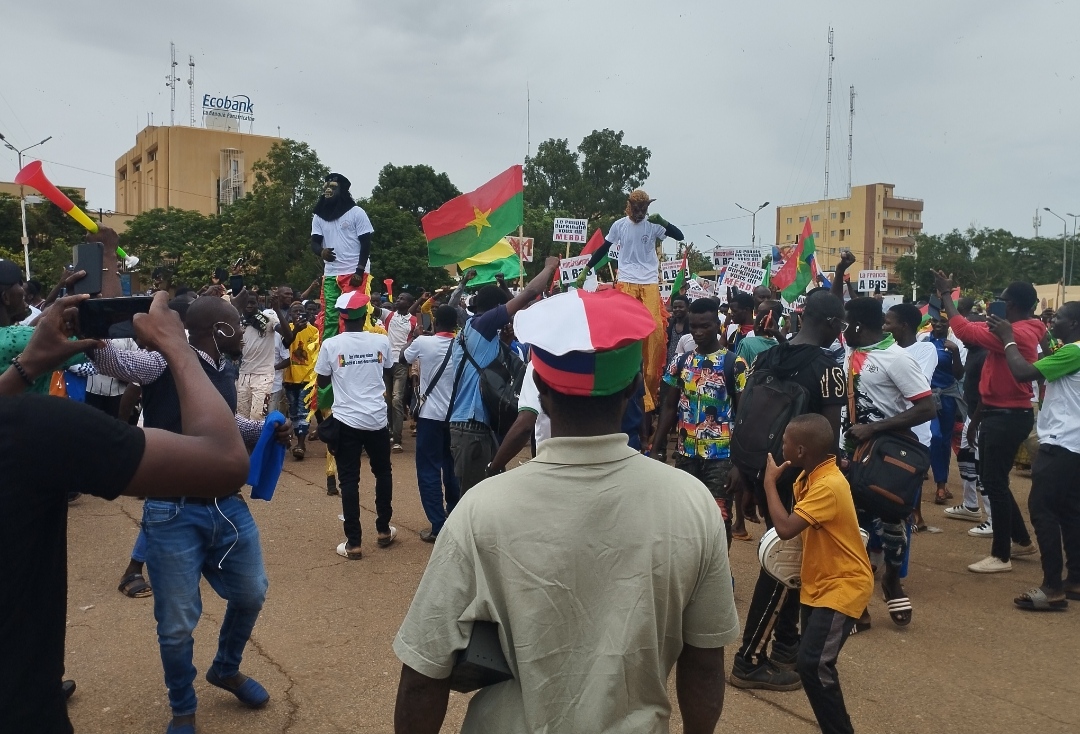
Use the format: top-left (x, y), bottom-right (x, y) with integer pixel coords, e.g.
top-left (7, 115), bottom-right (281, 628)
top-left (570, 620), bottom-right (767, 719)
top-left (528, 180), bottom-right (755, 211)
top-left (934, 487), bottom-right (949, 505)
top-left (335, 542), bottom-right (362, 560)
top-left (292, 446), bottom-right (305, 461)
top-left (732, 530), bottom-right (754, 542)
top-left (883, 592), bottom-right (912, 626)
top-left (118, 572), bottom-right (153, 598)
top-left (1014, 587), bottom-right (1068, 612)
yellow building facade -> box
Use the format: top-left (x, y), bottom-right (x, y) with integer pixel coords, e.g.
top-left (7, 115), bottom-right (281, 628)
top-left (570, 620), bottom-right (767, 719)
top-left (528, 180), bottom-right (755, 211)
top-left (115, 126), bottom-right (279, 217)
top-left (774, 183), bottom-right (924, 283)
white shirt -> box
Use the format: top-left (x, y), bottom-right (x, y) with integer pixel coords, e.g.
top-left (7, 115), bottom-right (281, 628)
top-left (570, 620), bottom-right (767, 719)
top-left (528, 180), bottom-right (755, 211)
top-left (18, 305), bottom-right (41, 326)
top-left (87, 338), bottom-right (136, 397)
top-left (1033, 341), bottom-right (1080, 454)
top-left (845, 342), bottom-right (933, 448)
top-left (240, 309), bottom-right (280, 376)
top-left (311, 206), bottom-right (375, 277)
top-left (902, 340), bottom-right (938, 447)
top-left (315, 331), bottom-right (392, 430)
top-left (272, 332), bottom-right (288, 393)
top-left (517, 362), bottom-right (551, 445)
top-left (403, 333), bottom-right (455, 421)
top-left (384, 311), bottom-right (418, 362)
top-left (606, 217), bottom-right (668, 285)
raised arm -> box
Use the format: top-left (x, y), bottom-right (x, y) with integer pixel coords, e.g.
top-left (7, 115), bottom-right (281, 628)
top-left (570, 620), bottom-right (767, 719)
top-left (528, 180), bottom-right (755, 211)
top-left (832, 251), bottom-right (856, 299)
top-left (505, 257), bottom-right (560, 319)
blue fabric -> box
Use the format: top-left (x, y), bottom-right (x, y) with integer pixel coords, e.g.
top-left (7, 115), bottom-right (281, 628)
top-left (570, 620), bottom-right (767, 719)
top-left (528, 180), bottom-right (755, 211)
top-left (142, 495), bottom-right (268, 715)
top-left (415, 417), bottom-right (460, 535)
top-left (621, 377), bottom-right (646, 451)
top-left (248, 411), bottom-right (286, 500)
top-left (449, 306), bottom-right (509, 424)
top-left (930, 395), bottom-right (958, 483)
top-left (131, 526), bottom-right (148, 563)
top-left (63, 373), bottom-right (87, 402)
top-left (928, 337), bottom-right (956, 390)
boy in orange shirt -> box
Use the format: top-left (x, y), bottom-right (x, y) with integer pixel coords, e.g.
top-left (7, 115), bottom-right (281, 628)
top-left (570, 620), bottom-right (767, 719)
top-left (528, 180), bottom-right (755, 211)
top-left (763, 413), bottom-right (874, 734)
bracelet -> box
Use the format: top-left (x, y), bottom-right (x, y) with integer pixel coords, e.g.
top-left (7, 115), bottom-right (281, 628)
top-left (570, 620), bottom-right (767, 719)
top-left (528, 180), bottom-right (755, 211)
top-left (10, 356), bottom-right (34, 386)
top-left (1004, 341), bottom-right (1018, 350)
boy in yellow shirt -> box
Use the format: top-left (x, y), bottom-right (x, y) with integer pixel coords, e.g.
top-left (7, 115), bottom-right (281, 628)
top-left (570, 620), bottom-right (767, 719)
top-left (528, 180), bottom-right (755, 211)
top-left (763, 413), bottom-right (874, 734)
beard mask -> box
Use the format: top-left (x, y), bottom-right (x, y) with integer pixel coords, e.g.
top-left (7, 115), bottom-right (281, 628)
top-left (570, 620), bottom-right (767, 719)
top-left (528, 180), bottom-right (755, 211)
top-left (313, 173), bottom-right (357, 222)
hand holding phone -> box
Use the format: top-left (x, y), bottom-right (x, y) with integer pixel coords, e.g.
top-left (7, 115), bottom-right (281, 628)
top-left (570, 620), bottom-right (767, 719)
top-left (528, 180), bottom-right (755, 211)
top-left (987, 300), bottom-right (1007, 319)
top-left (77, 297), bottom-right (153, 339)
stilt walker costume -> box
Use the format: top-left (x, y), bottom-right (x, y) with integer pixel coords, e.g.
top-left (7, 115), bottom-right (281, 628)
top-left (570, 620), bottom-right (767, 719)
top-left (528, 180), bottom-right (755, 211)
top-left (577, 190), bottom-right (685, 412)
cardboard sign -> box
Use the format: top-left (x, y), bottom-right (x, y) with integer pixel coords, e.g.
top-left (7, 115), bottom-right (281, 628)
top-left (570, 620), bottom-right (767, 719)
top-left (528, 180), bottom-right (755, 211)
top-left (608, 242), bottom-right (621, 260)
top-left (505, 236), bottom-right (534, 263)
top-left (660, 259), bottom-right (686, 283)
top-left (712, 246), bottom-right (762, 269)
top-left (857, 270), bottom-right (888, 293)
top-left (659, 282), bottom-right (673, 301)
top-left (552, 218), bottom-right (588, 244)
top-left (719, 262), bottom-right (767, 293)
top-left (558, 255), bottom-right (592, 284)
top-left (686, 279), bottom-right (714, 302)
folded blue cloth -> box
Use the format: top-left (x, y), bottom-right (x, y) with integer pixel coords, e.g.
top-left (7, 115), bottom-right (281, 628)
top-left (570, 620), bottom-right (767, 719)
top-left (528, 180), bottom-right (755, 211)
top-left (248, 410), bottom-right (286, 501)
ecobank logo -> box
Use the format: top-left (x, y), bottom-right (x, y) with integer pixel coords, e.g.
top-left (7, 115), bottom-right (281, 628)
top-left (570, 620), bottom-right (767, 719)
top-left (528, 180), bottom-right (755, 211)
top-left (202, 94), bottom-right (255, 122)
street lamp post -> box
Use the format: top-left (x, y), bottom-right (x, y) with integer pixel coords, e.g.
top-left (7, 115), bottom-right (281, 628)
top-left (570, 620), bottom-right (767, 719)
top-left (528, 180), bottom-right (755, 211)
top-left (0, 132), bottom-right (53, 280)
top-left (1067, 213), bottom-right (1079, 287)
top-left (734, 201), bottom-right (770, 247)
top-left (1045, 208), bottom-right (1068, 303)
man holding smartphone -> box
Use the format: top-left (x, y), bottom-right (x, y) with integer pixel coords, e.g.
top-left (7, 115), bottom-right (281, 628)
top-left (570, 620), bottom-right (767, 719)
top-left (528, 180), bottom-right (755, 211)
top-left (932, 272), bottom-right (1044, 574)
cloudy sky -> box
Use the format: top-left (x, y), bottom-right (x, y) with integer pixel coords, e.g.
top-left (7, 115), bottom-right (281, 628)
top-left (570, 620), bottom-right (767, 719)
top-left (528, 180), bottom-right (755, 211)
top-left (2, 0), bottom-right (1078, 252)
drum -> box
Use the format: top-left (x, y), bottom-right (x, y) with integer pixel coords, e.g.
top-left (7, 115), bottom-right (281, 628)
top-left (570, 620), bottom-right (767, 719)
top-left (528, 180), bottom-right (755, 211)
top-left (758, 527), bottom-right (871, 590)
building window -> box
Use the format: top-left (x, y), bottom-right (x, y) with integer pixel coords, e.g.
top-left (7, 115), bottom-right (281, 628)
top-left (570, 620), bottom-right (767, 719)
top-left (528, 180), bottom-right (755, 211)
top-left (786, 217), bottom-right (792, 224)
top-left (839, 230), bottom-right (846, 242)
top-left (812, 214), bottom-right (820, 221)
top-left (787, 234), bottom-right (793, 241)
top-left (831, 212), bottom-right (837, 219)
top-left (133, 162), bottom-right (141, 172)
top-left (831, 230), bottom-right (837, 237)
top-left (118, 169), bottom-right (126, 181)
top-left (840, 212), bottom-right (846, 223)
top-left (148, 150), bottom-right (157, 163)
top-left (799, 216), bottom-right (806, 223)
top-left (829, 248), bottom-right (837, 254)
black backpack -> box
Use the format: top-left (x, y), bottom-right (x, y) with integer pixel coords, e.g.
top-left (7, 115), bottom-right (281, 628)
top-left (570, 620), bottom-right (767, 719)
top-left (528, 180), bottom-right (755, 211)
top-left (847, 431), bottom-right (930, 522)
top-left (730, 365), bottom-right (811, 479)
top-left (454, 328), bottom-right (525, 436)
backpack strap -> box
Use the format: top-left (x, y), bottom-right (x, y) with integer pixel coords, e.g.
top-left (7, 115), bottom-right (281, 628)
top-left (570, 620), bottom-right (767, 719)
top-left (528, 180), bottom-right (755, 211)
top-left (443, 328), bottom-right (471, 423)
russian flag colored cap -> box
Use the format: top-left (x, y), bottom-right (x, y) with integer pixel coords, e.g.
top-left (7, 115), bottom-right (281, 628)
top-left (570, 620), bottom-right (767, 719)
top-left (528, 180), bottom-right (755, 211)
top-left (335, 291), bottom-right (370, 320)
top-left (514, 289), bottom-right (655, 396)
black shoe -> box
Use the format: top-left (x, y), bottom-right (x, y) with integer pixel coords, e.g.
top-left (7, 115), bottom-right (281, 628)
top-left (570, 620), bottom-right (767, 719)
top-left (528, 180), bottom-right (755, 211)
top-left (62, 680), bottom-right (76, 700)
top-left (67, 492), bottom-right (82, 504)
top-left (769, 640), bottom-right (799, 671)
top-left (419, 529), bottom-right (437, 544)
top-left (729, 657), bottom-right (802, 691)
top-left (326, 477), bottom-right (339, 496)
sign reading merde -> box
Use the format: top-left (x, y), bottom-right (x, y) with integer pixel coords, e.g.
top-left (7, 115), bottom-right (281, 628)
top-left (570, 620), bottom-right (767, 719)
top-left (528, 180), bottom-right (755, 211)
top-left (202, 94), bottom-right (255, 124)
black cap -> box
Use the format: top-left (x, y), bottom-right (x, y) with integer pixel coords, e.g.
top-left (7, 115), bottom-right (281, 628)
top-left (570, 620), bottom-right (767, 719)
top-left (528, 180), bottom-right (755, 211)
top-left (0, 259), bottom-right (24, 286)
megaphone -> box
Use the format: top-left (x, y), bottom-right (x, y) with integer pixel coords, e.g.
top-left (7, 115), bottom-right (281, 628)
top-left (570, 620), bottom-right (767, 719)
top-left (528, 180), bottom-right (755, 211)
top-left (15, 160), bottom-right (139, 269)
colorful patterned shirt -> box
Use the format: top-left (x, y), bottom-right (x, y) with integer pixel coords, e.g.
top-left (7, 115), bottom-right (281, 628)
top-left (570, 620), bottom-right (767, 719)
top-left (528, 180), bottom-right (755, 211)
top-left (663, 348), bottom-right (733, 460)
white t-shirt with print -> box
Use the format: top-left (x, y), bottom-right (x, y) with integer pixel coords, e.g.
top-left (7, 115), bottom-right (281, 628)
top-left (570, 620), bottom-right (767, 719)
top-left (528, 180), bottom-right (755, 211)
top-left (403, 333), bottom-right (455, 421)
top-left (606, 217), bottom-right (668, 285)
top-left (902, 340), bottom-right (938, 447)
top-left (517, 362), bottom-right (552, 446)
top-left (845, 342), bottom-right (932, 448)
top-left (384, 311), bottom-right (418, 362)
top-left (240, 309), bottom-right (281, 376)
top-left (315, 331), bottom-right (392, 430)
top-left (312, 206), bottom-right (375, 277)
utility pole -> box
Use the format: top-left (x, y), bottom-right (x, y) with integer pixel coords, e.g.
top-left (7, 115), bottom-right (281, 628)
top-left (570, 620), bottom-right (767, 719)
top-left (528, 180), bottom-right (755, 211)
top-left (735, 202), bottom-right (770, 247)
top-left (847, 85), bottom-right (855, 197)
top-left (824, 27), bottom-right (834, 200)
top-left (0, 132), bottom-right (53, 279)
top-left (1045, 208), bottom-right (1068, 304)
top-left (1033, 208), bottom-right (1042, 238)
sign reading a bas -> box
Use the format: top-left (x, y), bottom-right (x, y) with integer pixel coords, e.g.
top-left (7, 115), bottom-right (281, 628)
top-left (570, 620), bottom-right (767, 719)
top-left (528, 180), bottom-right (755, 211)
top-left (713, 247), bottom-right (762, 269)
top-left (660, 259), bottom-right (686, 283)
top-left (720, 262), bottom-right (767, 293)
top-left (558, 255), bottom-right (592, 285)
top-left (552, 218), bottom-right (588, 244)
top-left (505, 236), bottom-right (534, 263)
top-left (857, 270), bottom-right (888, 293)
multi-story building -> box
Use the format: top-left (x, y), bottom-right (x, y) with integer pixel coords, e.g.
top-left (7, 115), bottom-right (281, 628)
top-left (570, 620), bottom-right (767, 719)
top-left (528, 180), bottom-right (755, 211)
top-left (115, 125), bottom-right (279, 217)
top-left (774, 183), bottom-right (924, 284)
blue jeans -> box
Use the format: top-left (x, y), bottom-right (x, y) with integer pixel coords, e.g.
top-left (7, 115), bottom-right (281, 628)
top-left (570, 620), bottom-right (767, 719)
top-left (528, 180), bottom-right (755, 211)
top-left (131, 526), bottom-right (147, 563)
top-left (929, 395), bottom-right (957, 483)
top-left (415, 418), bottom-right (460, 535)
top-left (283, 382), bottom-right (310, 437)
top-left (142, 494), bottom-right (268, 716)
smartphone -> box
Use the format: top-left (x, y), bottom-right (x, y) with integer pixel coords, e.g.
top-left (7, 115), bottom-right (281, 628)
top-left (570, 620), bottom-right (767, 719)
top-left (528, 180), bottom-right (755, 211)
top-left (229, 274), bottom-right (244, 297)
top-left (71, 243), bottom-right (104, 295)
top-left (988, 300), bottom-right (1007, 319)
top-left (78, 296), bottom-right (153, 339)
top-left (927, 294), bottom-right (943, 320)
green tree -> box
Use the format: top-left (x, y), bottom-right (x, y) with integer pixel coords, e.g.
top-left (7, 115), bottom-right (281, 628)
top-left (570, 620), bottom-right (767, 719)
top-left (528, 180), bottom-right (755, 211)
top-left (0, 188), bottom-right (97, 283)
top-left (120, 207), bottom-right (224, 286)
top-left (370, 164), bottom-right (460, 227)
top-left (523, 139), bottom-right (581, 213)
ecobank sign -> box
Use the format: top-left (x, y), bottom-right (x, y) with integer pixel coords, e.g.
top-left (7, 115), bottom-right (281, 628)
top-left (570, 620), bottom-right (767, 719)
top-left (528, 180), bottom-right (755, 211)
top-left (202, 94), bottom-right (254, 123)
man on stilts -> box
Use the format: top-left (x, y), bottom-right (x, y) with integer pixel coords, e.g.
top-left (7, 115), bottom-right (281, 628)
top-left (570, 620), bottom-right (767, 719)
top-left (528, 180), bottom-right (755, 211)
top-left (576, 189), bottom-right (685, 413)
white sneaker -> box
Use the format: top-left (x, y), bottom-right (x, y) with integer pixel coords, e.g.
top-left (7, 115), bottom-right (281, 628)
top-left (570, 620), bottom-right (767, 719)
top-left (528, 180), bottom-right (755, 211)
top-left (968, 521), bottom-right (994, 537)
top-left (968, 556), bottom-right (1012, 573)
top-left (944, 505), bottom-right (982, 522)
top-left (392, 443), bottom-right (404, 453)
top-left (1012, 542), bottom-right (1038, 557)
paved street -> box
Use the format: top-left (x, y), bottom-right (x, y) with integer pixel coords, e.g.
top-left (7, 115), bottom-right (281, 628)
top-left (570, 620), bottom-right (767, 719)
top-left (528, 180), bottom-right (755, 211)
top-left (64, 439), bottom-right (1080, 733)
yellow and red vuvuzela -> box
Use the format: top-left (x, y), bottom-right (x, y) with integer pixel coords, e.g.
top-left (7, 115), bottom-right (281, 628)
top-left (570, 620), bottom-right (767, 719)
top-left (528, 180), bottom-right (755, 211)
top-left (422, 165), bottom-right (523, 267)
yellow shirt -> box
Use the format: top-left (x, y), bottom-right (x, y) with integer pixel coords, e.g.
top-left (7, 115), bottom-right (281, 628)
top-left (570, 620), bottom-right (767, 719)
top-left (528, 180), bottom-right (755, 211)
top-left (792, 457), bottom-right (874, 619)
top-left (283, 324), bottom-right (320, 385)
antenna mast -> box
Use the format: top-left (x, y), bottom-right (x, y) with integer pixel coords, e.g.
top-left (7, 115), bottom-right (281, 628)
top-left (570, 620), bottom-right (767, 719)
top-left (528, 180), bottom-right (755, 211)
top-left (847, 85), bottom-right (855, 196)
top-left (188, 55), bottom-right (196, 126)
top-left (824, 27), bottom-right (834, 200)
top-left (166, 42), bottom-right (180, 126)
top-left (1034, 208), bottom-right (1042, 237)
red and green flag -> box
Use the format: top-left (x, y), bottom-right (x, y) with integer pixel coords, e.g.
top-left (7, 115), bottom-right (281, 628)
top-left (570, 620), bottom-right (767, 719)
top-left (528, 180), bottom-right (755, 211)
top-left (422, 165), bottom-right (524, 267)
top-left (772, 219), bottom-right (818, 301)
top-left (669, 251), bottom-right (689, 304)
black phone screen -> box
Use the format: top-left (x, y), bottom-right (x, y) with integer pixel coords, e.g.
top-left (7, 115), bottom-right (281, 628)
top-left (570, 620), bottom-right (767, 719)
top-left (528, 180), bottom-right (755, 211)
top-left (78, 297), bottom-right (153, 339)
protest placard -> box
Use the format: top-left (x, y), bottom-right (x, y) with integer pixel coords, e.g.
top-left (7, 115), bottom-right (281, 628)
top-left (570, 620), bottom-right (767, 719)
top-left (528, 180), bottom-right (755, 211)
top-left (558, 255), bottom-right (592, 284)
top-left (686, 280), bottom-right (713, 302)
top-left (660, 259), bottom-right (686, 283)
top-left (505, 236), bottom-right (534, 263)
top-left (552, 218), bottom-right (588, 244)
top-left (712, 246), bottom-right (762, 269)
top-left (719, 262), bottom-right (767, 293)
top-left (857, 270), bottom-right (888, 293)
